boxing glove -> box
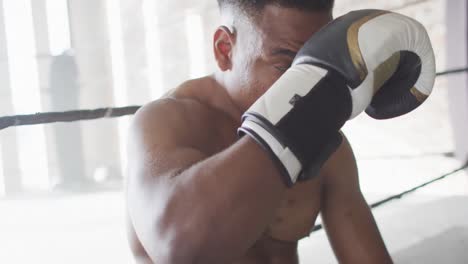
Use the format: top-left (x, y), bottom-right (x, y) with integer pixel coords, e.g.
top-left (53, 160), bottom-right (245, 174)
top-left (238, 9), bottom-right (436, 187)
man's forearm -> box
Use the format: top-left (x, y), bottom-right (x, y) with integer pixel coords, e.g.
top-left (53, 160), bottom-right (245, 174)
top-left (132, 137), bottom-right (288, 263)
top-left (171, 136), bottom-right (288, 262)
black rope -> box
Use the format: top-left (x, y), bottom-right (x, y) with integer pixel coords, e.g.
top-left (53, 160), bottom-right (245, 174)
top-left (311, 160), bottom-right (468, 233)
top-left (0, 106), bottom-right (141, 130)
top-left (436, 67), bottom-right (468, 77)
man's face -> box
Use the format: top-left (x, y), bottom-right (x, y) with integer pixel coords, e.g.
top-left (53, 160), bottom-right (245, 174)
top-left (217, 5), bottom-right (332, 112)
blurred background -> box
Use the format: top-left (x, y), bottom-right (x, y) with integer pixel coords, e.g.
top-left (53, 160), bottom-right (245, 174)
top-left (0, 0), bottom-right (467, 263)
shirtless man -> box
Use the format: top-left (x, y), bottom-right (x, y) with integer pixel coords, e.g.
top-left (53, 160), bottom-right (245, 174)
top-left (126, 1), bottom-right (435, 263)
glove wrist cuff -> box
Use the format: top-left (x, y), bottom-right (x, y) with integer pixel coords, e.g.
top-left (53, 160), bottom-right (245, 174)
top-left (239, 119), bottom-right (302, 187)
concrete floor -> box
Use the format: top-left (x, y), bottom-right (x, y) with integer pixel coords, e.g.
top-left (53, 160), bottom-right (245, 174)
top-left (0, 188), bottom-right (467, 263)
top-left (0, 191), bottom-right (133, 264)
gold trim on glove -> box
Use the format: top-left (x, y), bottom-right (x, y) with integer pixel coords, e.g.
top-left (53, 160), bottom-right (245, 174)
top-left (410, 87), bottom-right (429, 102)
top-left (347, 10), bottom-right (390, 81)
top-left (373, 52), bottom-right (401, 93)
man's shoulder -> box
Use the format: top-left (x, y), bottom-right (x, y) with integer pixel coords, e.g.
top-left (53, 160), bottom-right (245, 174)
top-left (319, 132), bottom-right (358, 181)
top-left (131, 77), bottom-right (233, 148)
top-left (131, 97), bottom-right (210, 139)
top-left (164, 76), bottom-right (217, 102)
top-left (333, 132), bottom-right (356, 163)
top-left (137, 77), bottom-right (219, 122)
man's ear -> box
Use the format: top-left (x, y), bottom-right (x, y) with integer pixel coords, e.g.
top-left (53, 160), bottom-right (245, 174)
top-left (213, 26), bottom-right (235, 71)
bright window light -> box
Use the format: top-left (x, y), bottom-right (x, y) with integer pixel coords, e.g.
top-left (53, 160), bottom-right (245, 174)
top-left (106, 0), bottom-right (127, 106)
top-left (185, 11), bottom-right (206, 79)
top-left (106, 0), bottom-right (129, 177)
top-left (142, 0), bottom-right (164, 99)
top-left (0, 142), bottom-right (4, 196)
top-left (3, 0), bottom-right (50, 190)
top-left (45, 0), bottom-right (71, 55)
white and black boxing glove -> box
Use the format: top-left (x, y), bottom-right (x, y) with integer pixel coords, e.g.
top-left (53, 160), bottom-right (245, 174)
top-left (238, 9), bottom-right (436, 187)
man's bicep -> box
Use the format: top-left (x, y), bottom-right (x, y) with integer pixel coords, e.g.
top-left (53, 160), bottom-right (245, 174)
top-left (320, 135), bottom-right (392, 263)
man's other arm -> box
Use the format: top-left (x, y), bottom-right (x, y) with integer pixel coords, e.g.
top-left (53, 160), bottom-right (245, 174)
top-left (126, 99), bottom-right (287, 264)
top-left (320, 134), bottom-right (393, 264)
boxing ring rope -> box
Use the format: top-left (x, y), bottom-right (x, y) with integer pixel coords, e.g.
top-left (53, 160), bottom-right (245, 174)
top-left (0, 66), bottom-right (467, 229)
top-left (435, 66), bottom-right (468, 77)
top-left (0, 105), bottom-right (140, 130)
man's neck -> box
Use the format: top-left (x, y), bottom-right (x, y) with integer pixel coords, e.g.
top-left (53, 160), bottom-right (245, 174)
top-left (204, 74), bottom-right (243, 123)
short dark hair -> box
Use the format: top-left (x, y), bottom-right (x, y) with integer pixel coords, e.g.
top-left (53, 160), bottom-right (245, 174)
top-left (217, 0), bottom-right (334, 15)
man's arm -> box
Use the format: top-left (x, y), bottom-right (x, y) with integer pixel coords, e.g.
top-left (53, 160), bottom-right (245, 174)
top-left (320, 134), bottom-right (393, 264)
top-left (126, 99), bottom-right (287, 264)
